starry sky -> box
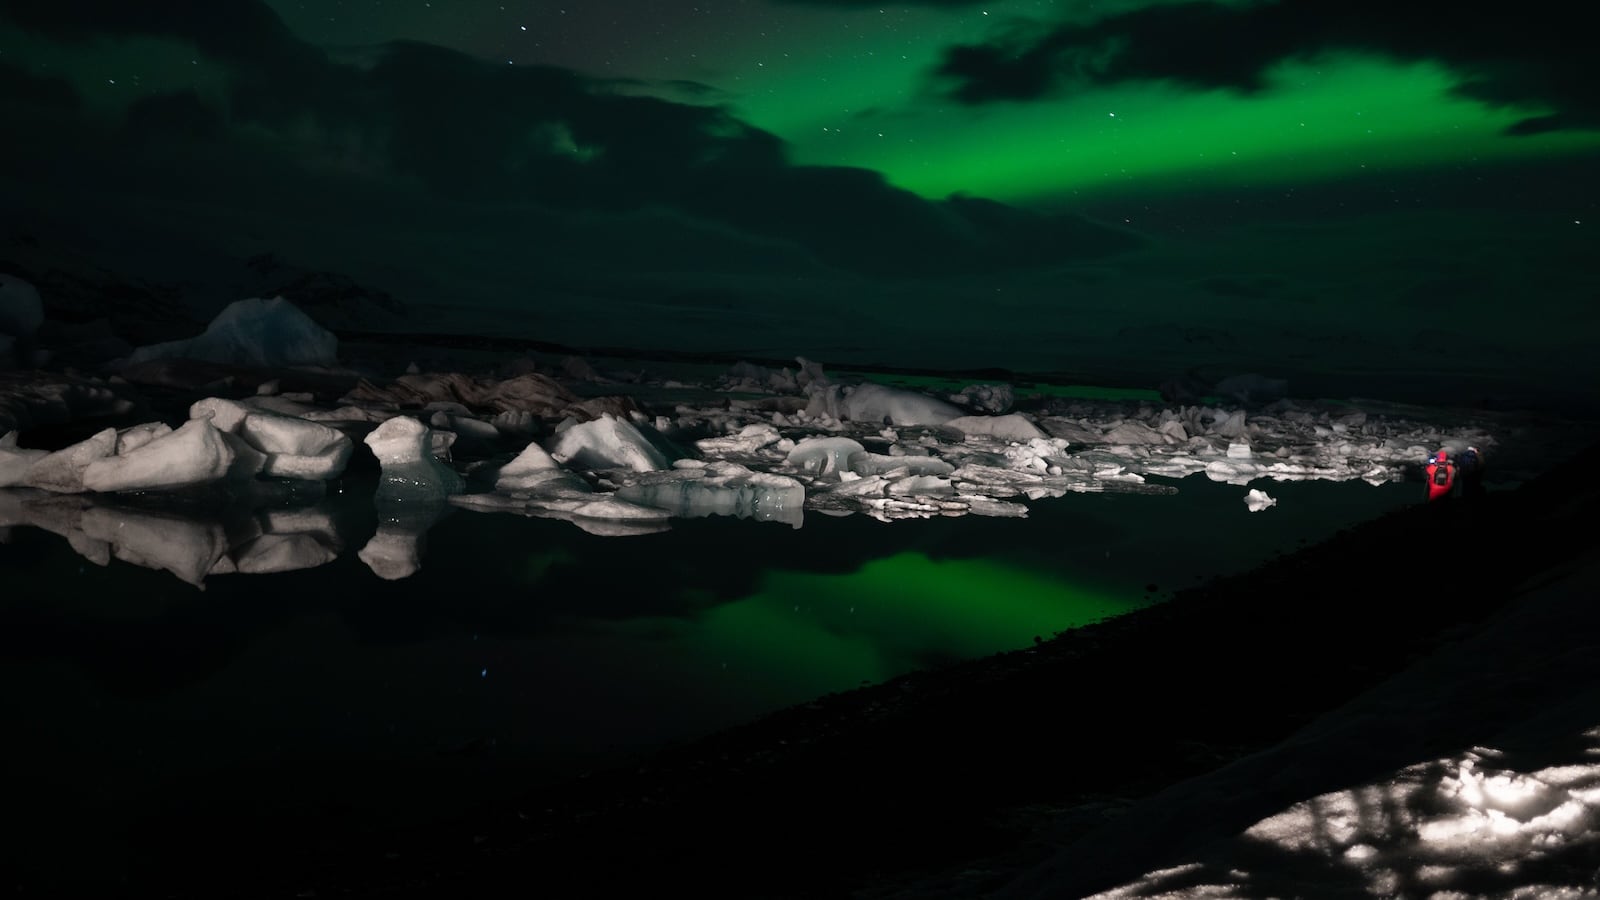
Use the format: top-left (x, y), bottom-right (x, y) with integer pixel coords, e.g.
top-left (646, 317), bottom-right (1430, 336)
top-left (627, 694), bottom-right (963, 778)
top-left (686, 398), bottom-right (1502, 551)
top-left (0, 0), bottom-right (1596, 401)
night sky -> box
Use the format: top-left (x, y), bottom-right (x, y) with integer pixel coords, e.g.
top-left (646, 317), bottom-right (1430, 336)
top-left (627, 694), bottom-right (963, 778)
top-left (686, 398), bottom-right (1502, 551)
top-left (1, 0), bottom-right (1596, 401)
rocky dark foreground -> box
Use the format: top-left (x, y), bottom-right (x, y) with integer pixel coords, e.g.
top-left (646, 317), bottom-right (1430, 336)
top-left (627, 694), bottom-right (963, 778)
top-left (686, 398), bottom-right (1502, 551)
top-left (123, 437), bottom-right (1595, 900)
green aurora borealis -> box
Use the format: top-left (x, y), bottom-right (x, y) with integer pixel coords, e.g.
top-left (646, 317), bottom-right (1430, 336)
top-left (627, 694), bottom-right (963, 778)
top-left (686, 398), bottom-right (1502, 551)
top-left (1, 0), bottom-right (1596, 401)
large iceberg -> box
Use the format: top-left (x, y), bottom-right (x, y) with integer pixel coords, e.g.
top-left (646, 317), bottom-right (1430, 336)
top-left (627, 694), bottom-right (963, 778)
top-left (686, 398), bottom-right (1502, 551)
top-left (127, 296), bottom-right (338, 369)
top-left (0, 275), bottom-right (44, 368)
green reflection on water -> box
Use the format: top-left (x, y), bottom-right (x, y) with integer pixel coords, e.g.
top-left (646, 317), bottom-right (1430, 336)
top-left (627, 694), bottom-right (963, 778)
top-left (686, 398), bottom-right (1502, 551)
top-left (613, 551), bottom-right (1145, 714)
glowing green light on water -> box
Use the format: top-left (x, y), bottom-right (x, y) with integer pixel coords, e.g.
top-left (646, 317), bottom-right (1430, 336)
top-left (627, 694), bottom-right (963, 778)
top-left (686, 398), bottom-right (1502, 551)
top-left (663, 552), bottom-right (1146, 700)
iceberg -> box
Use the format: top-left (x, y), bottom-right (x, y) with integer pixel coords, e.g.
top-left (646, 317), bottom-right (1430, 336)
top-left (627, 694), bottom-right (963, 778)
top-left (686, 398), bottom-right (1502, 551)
top-left (81, 418), bottom-right (248, 493)
top-left (190, 397), bottom-right (354, 480)
top-left (0, 274), bottom-right (43, 366)
top-left (548, 413), bottom-right (675, 473)
top-left (943, 413), bottom-right (1048, 443)
top-left (126, 296), bottom-right (338, 369)
top-left (363, 415), bottom-right (466, 504)
top-left (616, 461), bottom-right (805, 527)
top-left (806, 381), bottom-right (963, 427)
top-left (0, 432), bottom-right (49, 487)
top-left (786, 436), bottom-right (865, 478)
top-left (23, 427), bottom-right (117, 493)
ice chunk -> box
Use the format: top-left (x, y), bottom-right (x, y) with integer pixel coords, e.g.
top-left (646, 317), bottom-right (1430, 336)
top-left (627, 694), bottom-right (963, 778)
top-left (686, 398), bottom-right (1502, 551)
top-left (808, 381), bottom-right (963, 427)
top-left (0, 432), bottom-right (49, 487)
top-left (694, 422), bottom-right (783, 455)
top-left (364, 415), bottom-right (465, 502)
top-left (115, 422), bottom-right (173, 455)
top-left (548, 413), bottom-right (672, 473)
top-left (786, 436), bottom-right (864, 478)
top-left (616, 462), bottom-right (804, 527)
top-left (24, 427), bottom-right (117, 493)
top-left (495, 439), bottom-right (584, 492)
top-left (943, 413), bottom-right (1047, 443)
top-left (848, 452), bottom-right (954, 478)
top-left (1101, 421), bottom-right (1172, 445)
top-left (126, 296), bottom-right (338, 368)
top-left (81, 418), bottom-right (241, 493)
top-left (191, 397), bottom-right (354, 479)
top-left (949, 383), bottom-right (1014, 414)
top-left (360, 417), bottom-right (461, 580)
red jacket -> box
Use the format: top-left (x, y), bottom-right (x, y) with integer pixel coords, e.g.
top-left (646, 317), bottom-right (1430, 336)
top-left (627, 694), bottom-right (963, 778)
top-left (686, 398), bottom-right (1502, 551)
top-left (1425, 457), bottom-right (1456, 501)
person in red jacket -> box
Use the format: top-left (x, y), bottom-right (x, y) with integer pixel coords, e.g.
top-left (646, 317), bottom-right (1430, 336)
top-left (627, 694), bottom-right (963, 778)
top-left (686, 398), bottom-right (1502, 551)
top-left (1424, 449), bottom-right (1456, 502)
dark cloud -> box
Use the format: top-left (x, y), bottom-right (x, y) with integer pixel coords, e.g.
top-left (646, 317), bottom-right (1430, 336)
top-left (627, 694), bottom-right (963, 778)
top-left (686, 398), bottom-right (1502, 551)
top-left (775, 0), bottom-right (984, 5)
top-left (934, 0), bottom-right (1600, 134)
top-left (122, 90), bottom-right (226, 143)
top-left (0, 0), bottom-right (1141, 279)
top-left (0, 0), bottom-right (316, 70)
top-left (0, 59), bottom-right (80, 111)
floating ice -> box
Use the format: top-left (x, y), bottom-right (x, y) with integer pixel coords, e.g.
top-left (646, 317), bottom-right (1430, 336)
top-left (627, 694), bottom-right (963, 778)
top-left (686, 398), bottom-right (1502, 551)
top-left (786, 436), bottom-right (865, 478)
top-left (848, 452), bottom-right (954, 478)
top-left (191, 397), bottom-right (354, 479)
top-left (363, 415), bottom-right (465, 503)
top-left (806, 381), bottom-right (964, 427)
top-left (548, 413), bottom-right (674, 473)
top-left (23, 427), bottom-right (117, 493)
top-left (0, 432), bottom-right (48, 487)
top-left (616, 461), bottom-right (805, 527)
top-left (127, 296), bottom-right (338, 369)
top-left (81, 418), bottom-right (247, 493)
top-left (943, 413), bottom-right (1047, 442)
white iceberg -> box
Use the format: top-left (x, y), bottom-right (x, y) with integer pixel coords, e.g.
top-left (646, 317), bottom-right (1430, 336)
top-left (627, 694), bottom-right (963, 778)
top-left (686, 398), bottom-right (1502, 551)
top-left (616, 461), bottom-right (805, 527)
top-left (943, 413), bottom-right (1048, 443)
top-left (23, 427), bottom-right (117, 493)
top-left (807, 381), bottom-right (963, 427)
top-left (191, 397), bottom-right (354, 480)
top-left (548, 413), bottom-right (673, 473)
top-left (363, 415), bottom-right (465, 503)
top-left (81, 418), bottom-right (247, 493)
top-left (786, 436), bottom-right (865, 478)
top-left (0, 432), bottom-right (48, 487)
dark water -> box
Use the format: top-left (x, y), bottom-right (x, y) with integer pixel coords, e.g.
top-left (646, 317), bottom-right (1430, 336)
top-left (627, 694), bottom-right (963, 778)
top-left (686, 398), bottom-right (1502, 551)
top-left (0, 472), bottom-right (1415, 891)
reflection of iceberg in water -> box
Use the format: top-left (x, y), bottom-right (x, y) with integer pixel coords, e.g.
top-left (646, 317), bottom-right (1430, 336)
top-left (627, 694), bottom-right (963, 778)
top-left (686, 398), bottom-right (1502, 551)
top-left (615, 462), bottom-right (805, 529)
top-left (360, 490), bottom-right (454, 581)
top-left (0, 486), bottom-right (344, 588)
top-left (448, 436), bottom-right (672, 537)
top-left (359, 415), bottom-right (463, 580)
